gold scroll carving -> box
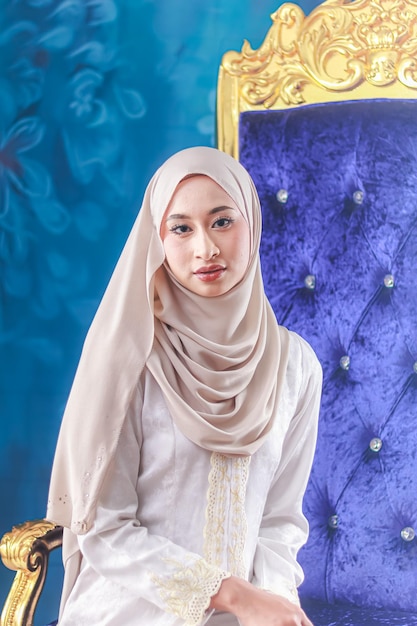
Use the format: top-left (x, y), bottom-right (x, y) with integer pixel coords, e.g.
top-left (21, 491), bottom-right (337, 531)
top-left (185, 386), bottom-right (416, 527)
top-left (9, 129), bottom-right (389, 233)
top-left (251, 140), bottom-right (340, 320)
top-left (218, 0), bottom-right (417, 157)
top-left (0, 520), bottom-right (62, 626)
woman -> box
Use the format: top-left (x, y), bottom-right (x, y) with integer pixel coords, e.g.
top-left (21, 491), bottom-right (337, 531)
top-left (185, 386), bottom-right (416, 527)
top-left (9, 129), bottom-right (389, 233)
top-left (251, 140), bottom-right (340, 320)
top-left (47, 147), bottom-right (322, 626)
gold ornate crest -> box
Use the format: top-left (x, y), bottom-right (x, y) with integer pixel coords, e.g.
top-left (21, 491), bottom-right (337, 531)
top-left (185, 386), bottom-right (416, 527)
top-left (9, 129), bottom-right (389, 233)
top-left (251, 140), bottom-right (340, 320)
top-left (217, 0), bottom-right (417, 156)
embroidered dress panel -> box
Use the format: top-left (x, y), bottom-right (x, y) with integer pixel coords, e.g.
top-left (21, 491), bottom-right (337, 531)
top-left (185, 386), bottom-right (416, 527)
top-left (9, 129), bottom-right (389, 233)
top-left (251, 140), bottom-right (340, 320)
top-left (204, 453), bottom-right (250, 578)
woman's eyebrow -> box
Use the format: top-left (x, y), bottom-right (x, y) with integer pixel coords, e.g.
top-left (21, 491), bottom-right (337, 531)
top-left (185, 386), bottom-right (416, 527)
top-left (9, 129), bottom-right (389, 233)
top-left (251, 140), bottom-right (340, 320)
top-left (166, 206), bottom-right (237, 221)
top-left (165, 213), bottom-right (188, 221)
top-left (209, 205), bottom-right (237, 215)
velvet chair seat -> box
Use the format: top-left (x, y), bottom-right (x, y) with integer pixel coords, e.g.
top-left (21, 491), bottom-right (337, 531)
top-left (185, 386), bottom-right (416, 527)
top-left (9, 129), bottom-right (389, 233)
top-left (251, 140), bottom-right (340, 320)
top-left (301, 598), bottom-right (417, 626)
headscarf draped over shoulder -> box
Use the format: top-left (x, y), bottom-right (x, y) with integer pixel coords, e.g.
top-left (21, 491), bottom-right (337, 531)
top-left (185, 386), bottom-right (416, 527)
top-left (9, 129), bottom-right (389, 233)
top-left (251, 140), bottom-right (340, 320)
top-left (47, 147), bottom-right (290, 535)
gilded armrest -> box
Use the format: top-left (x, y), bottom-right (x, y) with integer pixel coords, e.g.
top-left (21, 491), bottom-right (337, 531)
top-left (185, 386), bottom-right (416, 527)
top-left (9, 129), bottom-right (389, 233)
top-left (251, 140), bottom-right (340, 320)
top-left (0, 520), bottom-right (63, 626)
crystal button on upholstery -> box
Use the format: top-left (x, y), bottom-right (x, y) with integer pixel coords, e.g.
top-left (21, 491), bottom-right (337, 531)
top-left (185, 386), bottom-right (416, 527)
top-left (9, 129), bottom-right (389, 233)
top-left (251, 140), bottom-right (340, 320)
top-left (369, 437), bottom-right (382, 452)
top-left (353, 190), bottom-right (364, 205)
top-left (339, 355), bottom-right (350, 371)
top-left (304, 274), bottom-right (316, 290)
top-left (328, 514), bottom-right (339, 529)
top-left (383, 274), bottom-right (394, 288)
top-left (413, 362), bottom-right (417, 374)
top-left (276, 189), bottom-right (288, 204)
top-left (401, 527), bottom-right (415, 542)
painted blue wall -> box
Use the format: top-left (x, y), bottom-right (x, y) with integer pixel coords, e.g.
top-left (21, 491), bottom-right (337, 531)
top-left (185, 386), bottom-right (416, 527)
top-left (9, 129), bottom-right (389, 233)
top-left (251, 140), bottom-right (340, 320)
top-left (0, 0), bottom-right (320, 623)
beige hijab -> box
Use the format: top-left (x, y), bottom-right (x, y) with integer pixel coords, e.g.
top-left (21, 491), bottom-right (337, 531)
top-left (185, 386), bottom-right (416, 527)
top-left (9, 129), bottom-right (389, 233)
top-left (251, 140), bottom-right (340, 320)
top-left (47, 146), bottom-right (289, 535)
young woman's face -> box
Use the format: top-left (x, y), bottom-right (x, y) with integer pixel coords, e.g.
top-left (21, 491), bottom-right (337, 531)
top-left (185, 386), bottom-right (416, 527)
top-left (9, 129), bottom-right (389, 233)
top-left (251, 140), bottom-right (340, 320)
top-left (160, 175), bottom-right (251, 297)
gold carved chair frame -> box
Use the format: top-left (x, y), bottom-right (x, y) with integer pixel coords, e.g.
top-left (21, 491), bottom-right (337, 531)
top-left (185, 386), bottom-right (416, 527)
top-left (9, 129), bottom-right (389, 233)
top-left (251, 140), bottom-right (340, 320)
top-left (1, 521), bottom-right (62, 626)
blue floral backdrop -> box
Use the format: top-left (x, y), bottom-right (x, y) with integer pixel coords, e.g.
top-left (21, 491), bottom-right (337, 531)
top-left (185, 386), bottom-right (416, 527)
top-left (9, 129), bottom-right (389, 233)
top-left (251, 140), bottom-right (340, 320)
top-left (0, 0), bottom-right (319, 622)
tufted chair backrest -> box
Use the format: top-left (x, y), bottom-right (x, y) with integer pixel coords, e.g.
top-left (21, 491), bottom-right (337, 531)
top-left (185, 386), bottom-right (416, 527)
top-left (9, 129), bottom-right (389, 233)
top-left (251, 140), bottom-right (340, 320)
top-left (218, 0), bottom-right (417, 615)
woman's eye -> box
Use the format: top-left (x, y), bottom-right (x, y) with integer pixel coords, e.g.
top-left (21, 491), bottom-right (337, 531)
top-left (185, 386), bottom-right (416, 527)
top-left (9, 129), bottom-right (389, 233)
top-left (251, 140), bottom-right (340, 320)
top-left (213, 217), bottom-right (234, 228)
top-left (170, 224), bottom-right (191, 235)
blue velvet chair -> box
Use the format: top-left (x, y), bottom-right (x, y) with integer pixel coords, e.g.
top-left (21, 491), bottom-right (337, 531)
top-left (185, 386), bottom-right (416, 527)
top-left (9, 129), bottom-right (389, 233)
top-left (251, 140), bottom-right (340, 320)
top-left (218, 0), bottom-right (417, 624)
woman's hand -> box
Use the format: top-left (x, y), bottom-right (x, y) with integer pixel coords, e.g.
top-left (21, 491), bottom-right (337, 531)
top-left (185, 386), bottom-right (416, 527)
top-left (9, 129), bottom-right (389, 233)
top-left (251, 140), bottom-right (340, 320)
top-left (210, 576), bottom-right (313, 626)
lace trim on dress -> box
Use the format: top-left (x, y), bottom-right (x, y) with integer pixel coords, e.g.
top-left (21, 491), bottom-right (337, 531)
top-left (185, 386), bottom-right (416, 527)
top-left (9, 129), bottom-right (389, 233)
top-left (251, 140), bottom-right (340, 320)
top-left (151, 557), bottom-right (230, 626)
top-left (203, 452), bottom-right (250, 578)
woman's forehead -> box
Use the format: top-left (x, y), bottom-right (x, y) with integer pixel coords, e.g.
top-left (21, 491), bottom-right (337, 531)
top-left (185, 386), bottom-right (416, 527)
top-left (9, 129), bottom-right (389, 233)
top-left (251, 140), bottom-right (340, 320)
top-left (165, 174), bottom-right (245, 220)
top-left (172, 173), bottom-right (232, 197)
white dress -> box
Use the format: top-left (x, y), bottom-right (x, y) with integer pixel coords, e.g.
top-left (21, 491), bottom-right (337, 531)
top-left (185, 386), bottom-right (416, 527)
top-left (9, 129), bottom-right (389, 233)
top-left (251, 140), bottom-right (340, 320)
top-left (58, 331), bottom-right (321, 626)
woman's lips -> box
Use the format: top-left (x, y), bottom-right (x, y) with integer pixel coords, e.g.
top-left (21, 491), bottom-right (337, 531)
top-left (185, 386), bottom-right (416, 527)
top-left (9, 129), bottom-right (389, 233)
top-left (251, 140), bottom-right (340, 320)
top-left (194, 265), bottom-right (226, 282)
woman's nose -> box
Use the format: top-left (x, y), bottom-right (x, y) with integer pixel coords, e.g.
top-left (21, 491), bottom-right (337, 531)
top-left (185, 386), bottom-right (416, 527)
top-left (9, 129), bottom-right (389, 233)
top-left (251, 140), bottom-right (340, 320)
top-left (195, 230), bottom-right (219, 260)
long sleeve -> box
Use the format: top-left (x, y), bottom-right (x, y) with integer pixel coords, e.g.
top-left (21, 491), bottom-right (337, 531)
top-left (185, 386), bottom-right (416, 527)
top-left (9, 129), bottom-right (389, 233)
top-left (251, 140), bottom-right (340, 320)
top-left (251, 336), bottom-right (322, 605)
top-left (77, 383), bottom-right (230, 626)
